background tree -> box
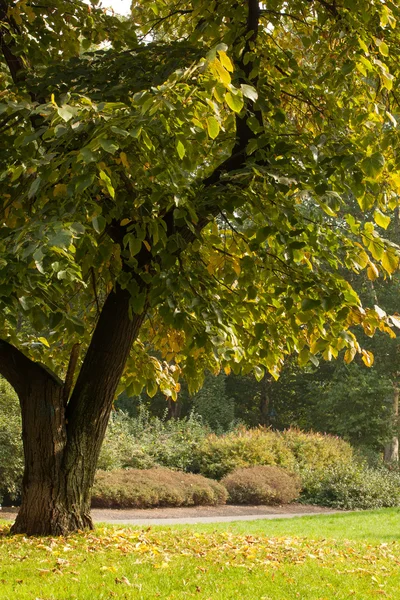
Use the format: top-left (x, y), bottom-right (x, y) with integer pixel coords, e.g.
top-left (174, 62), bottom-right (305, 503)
top-left (1, 0), bottom-right (400, 535)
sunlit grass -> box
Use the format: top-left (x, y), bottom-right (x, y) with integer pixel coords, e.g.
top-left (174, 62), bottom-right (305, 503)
top-left (0, 508), bottom-right (400, 599)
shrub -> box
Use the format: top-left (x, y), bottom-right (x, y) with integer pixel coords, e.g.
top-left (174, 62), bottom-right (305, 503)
top-left (0, 378), bottom-right (23, 504)
top-left (99, 408), bottom-right (210, 472)
top-left (195, 426), bottom-right (354, 479)
top-left (92, 468), bottom-right (228, 508)
top-left (222, 466), bottom-right (301, 505)
top-left (280, 429), bottom-right (354, 472)
top-left (300, 464), bottom-right (400, 510)
top-left (97, 412), bottom-right (157, 471)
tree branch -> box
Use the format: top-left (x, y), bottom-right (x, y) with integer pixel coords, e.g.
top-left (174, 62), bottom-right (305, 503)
top-left (63, 343), bottom-right (80, 407)
top-left (0, 0), bottom-right (26, 84)
top-left (0, 338), bottom-right (61, 398)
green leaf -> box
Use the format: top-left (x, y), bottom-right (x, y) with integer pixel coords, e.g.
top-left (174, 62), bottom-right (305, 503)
top-left (146, 380), bottom-right (158, 398)
top-left (225, 92), bottom-right (244, 113)
top-left (176, 140), bottom-right (185, 159)
top-left (206, 116), bottom-right (220, 140)
top-left (254, 365), bottom-right (264, 382)
top-left (79, 147), bottom-right (97, 163)
top-left (130, 292), bottom-right (146, 314)
top-left (92, 215), bottom-right (106, 234)
top-left (28, 177), bottom-right (41, 199)
top-left (240, 84), bottom-right (258, 101)
top-left (141, 130), bottom-right (154, 150)
top-left (128, 237), bottom-right (142, 256)
top-left (48, 230), bottom-right (72, 249)
top-left (75, 174), bottom-right (95, 194)
top-left (99, 138), bottom-right (119, 155)
top-left (360, 153), bottom-right (385, 178)
top-left (57, 105), bottom-right (75, 122)
top-left (301, 298), bottom-right (321, 311)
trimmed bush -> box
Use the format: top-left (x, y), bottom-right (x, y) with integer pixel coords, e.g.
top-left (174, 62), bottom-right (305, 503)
top-left (222, 466), bottom-right (301, 505)
top-left (195, 426), bottom-right (353, 479)
top-left (92, 468), bottom-right (228, 508)
top-left (300, 464), bottom-right (400, 510)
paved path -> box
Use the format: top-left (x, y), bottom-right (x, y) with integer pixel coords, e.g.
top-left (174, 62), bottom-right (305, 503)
top-left (0, 505), bottom-right (341, 526)
top-left (97, 512), bottom-right (340, 526)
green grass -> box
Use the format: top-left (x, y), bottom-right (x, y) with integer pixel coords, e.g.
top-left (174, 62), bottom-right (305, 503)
top-left (1, 509), bottom-right (400, 599)
top-left (168, 507), bottom-right (400, 542)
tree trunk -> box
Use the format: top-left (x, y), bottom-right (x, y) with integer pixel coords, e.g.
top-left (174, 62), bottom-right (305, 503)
top-left (384, 382), bottom-right (399, 464)
top-left (2, 284), bottom-right (147, 536)
top-left (167, 398), bottom-right (181, 419)
top-left (259, 376), bottom-right (270, 426)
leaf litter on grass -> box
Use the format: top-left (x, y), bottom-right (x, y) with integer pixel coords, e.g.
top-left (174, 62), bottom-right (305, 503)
top-left (1, 522), bottom-right (400, 598)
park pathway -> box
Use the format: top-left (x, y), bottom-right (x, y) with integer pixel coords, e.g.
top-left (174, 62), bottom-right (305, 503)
top-left (1, 504), bottom-right (340, 526)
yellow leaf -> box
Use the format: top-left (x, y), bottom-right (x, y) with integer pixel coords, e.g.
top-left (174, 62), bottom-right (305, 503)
top-left (38, 337), bottom-right (50, 348)
top-left (367, 263), bottom-right (379, 280)
top-left (53, 184), bottom-right (68, 198)
top-left (373, 209), bottom-right (390, 230)
top-left (361, 349), bottom-right (374, 367)
top-left (232, 260), bottom-right (241, 276)
top-left (381, 250), bottom-right (399, 275)
top-left (143, 240), bottom-right (151, 252)
top-left (120, 152), bottom-right (130, 168)
top-left (224, 365), bottom-right (231, 375)
top-left (212, 59), bottom-right (231, 87)
top-left (217, 50), bottom-right (234, 72)
top-left (120, 218), bottom-right (131, 226)
top-left (344, 347), bottom-right (357, 364)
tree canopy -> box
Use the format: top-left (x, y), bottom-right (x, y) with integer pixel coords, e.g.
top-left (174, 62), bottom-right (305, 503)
top-left (2, 0), bottom-right (400, 396)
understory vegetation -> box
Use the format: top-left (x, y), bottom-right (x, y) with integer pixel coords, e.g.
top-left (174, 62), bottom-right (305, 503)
top-left (2, 377), bottom-right (400, 511)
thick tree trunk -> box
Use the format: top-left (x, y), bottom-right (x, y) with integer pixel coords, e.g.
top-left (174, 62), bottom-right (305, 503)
top-left (3, 284), bottom-right (146, 536)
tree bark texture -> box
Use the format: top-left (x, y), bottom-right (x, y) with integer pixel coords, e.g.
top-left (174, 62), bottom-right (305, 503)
top-left (1, 284), bottom-right (146, 535)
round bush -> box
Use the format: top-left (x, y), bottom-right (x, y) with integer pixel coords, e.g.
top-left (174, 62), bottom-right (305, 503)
top-left (92, 468), bottom-right (228, 508)
top-left (221, 466), bottom-right (301, 505)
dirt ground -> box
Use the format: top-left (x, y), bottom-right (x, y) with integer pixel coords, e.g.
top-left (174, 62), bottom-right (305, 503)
top-left (0, 503), bottom-right (338, 524)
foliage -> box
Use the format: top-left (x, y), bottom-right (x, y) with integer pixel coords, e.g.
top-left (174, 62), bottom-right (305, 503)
top-left (221, 465), bottom-right (301, 505)
top-left (98, 408), bottom-right (210, 472)
top-left (3, 513), bottom-right (400, 598)
top-left (300, 464), bottom-right (400, 510)
top-left (91, 468), bottom-right (227, 508)
top-left (2, 0), bottom-right (400, 399)
top-left (192, 372), bottom-right (235, 433)
top-left (0, 378), bottom-right (23, 504)
top-left (97, 411), bottom-right (157, 471)
top-left (195, 427), bottom-right (354, 480)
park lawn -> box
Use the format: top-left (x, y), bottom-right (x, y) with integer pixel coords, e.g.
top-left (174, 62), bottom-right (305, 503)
top-left (0, 510), bottom-right (400, 599)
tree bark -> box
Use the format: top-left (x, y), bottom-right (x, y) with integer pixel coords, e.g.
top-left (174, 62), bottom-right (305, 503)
top-left (4, 284), bottom-right (147, 536)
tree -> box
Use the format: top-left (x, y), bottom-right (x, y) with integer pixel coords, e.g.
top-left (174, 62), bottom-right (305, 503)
top-left (1, 0), bottom-right (400, 534)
